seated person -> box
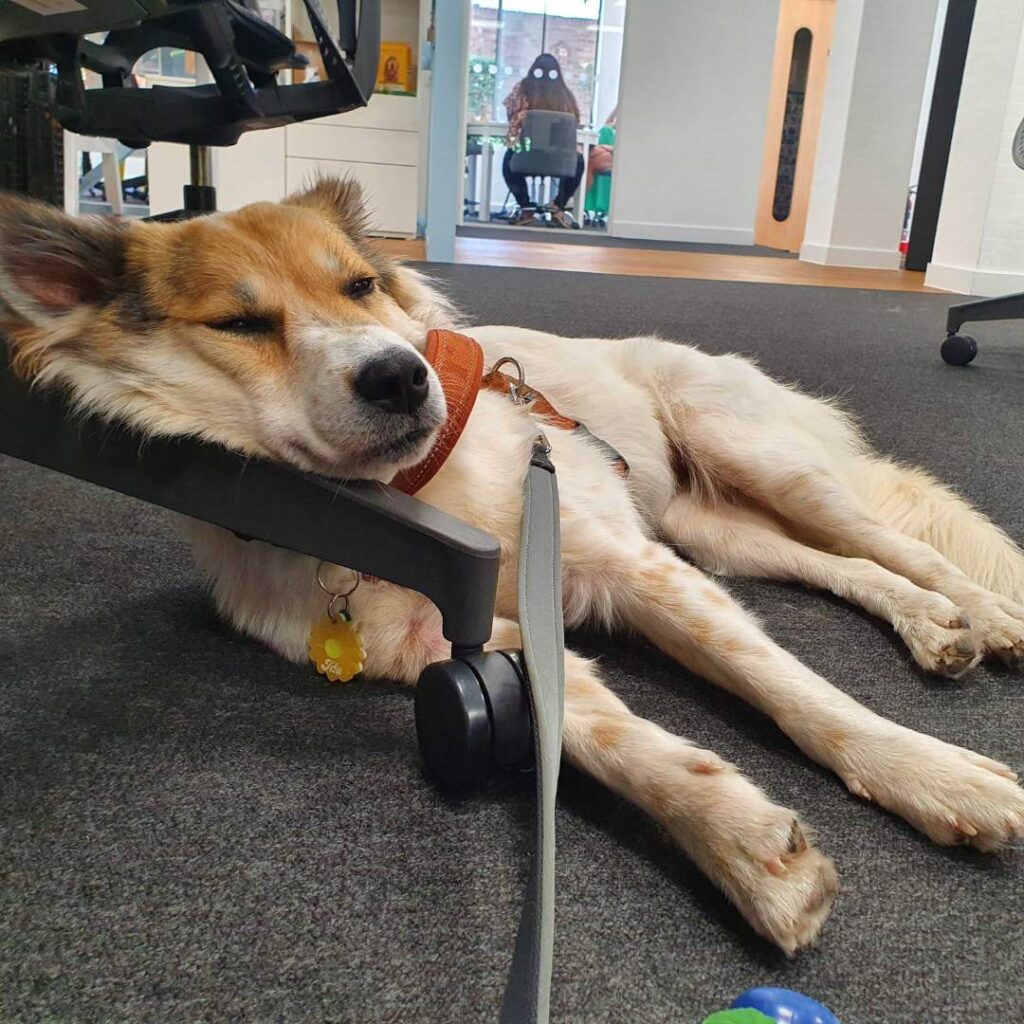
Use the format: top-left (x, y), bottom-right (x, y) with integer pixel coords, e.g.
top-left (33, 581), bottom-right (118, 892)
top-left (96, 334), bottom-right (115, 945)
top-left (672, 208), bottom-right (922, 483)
top-left (584, 105), bottom-right (616, 222)
top-left (502, 53), bottom-right (584, 228)
top-left (586, 105), bottom-right (616, 191)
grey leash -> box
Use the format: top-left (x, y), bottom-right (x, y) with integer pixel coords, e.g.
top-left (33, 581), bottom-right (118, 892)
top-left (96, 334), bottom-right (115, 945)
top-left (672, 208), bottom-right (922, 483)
top-left (500, 436), bottom-right (565, 1024)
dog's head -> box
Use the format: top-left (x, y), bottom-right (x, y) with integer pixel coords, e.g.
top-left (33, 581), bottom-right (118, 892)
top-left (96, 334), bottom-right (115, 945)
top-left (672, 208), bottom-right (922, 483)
top-left (0, 179), bottom-right (456, 481)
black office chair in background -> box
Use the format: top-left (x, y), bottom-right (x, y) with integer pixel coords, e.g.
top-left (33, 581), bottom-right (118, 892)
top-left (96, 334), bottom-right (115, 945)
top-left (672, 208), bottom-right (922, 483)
top-left (508, 108), bottom-right (580, 226)
top-left (940, 116), bottom-right (1024, 365)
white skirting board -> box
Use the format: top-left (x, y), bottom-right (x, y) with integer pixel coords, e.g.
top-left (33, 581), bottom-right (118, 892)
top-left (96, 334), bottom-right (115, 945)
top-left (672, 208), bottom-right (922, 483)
top-left (799, 241), bottom-right (902, 271)
top-left (608, 220), bottom-right (756, 247)
top-left (924, 262), bottom-right (1024, 297)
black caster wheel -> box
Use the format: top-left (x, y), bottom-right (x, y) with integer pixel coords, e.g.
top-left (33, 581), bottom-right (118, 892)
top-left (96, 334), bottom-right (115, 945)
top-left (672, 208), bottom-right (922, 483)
top-left (415, 649), bottom-right (532, 789)
top-left (941, 333), bottom-right (978, 366)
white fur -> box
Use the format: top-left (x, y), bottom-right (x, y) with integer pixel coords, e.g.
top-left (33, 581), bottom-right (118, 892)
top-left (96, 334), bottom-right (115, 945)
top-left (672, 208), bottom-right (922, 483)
top-left (188, 318), bottom-right (1024, 953)
top-left (6, 196), bottom-right (1024, 955)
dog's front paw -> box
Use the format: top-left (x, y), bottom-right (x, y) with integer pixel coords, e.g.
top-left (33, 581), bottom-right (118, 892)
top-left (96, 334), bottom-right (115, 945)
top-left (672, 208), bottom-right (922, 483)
top-left (666, 778), bottom-right (838, 955)
top-left (837, 725), bottom-right (1024, 851)
top-left (731, 816), bottom-right (839, 956)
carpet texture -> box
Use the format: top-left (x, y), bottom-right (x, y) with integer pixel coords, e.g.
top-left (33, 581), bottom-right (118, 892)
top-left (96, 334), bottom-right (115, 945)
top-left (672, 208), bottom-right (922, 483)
top-left (2, 267), bottom-right (1023, 1024)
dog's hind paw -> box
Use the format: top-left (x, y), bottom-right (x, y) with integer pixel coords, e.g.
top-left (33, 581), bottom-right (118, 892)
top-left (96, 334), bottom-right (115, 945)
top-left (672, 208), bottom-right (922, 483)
top-left (955, 591), bottom-right (1024, 669)
top-left (901, 598), bottom-right (978, 675)
top-left (902, 615), bottom-right (981, 678)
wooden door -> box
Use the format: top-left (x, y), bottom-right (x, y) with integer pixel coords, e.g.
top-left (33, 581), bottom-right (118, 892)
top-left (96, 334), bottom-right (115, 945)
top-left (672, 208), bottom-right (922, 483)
top-left (754, 0), bottom-right (836, 252)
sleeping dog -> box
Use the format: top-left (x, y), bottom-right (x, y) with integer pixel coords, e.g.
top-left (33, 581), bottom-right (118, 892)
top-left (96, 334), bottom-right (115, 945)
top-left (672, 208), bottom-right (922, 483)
top-left (2, 179), bottom-right (1023, 954)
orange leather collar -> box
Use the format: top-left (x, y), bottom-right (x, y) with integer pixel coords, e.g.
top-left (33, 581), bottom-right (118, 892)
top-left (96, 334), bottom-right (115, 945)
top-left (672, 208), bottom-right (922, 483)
top-left (391, 330), bottom-right (484, 495)
top-left (391, 328), bottom-right (628, 496)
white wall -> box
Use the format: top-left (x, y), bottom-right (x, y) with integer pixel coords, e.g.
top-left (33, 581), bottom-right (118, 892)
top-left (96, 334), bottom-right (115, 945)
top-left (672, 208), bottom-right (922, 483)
top-left (926, 0), bottom-right (1024, 295)
top-left (801, 0), bottom-right (940, 270)
top-left (609, 0), bottom-right (780, 246)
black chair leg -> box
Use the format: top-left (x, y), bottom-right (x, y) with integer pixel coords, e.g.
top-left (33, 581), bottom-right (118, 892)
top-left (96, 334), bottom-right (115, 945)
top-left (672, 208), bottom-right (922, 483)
top-left (947, 291), bottom-right (1024, 333)
top-left (941, 291), bottom-right (1024, 366)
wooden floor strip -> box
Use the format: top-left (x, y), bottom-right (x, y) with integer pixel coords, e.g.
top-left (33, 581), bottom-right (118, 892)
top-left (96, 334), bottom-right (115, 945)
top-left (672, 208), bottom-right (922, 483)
top-left (372, 236), bottom-right (932, 294)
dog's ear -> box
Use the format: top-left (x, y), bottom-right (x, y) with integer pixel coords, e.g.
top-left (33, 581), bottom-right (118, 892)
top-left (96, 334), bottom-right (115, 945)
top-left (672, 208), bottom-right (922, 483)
top-left (284, 175), bottom-right (371, 240)
top-left (0, 194), bottom-right (127, 330)
top-left (283, 176), bottom-right (460, 328)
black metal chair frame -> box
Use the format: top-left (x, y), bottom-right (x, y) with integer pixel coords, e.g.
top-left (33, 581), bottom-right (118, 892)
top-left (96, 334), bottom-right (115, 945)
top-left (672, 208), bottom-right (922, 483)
top-left (939, 118), bottom-right (1024, 366)
top-left (0, 0), bottom-right (380, 148)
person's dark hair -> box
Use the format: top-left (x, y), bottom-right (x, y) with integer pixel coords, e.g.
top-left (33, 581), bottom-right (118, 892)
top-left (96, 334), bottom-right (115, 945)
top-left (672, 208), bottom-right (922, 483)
top-left (519, 53), bottom-right (580, 121)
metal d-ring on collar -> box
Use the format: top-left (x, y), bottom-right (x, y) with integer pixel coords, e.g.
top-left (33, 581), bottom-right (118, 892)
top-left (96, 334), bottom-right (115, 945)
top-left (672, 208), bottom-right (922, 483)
top-left (492, 356), bottom-right (552, 464)
top-left (316, 561), bottom-right (360, 622)
top-left (491, 356), bottom-right (528, 406)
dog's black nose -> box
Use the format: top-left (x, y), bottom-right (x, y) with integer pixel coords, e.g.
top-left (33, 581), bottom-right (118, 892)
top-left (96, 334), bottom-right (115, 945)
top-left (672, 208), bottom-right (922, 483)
top-left (354, 350), bottom-right (429, 415)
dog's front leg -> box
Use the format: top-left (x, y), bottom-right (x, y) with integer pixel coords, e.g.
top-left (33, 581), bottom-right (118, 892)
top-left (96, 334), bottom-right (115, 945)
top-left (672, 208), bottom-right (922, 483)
top-left (488, 619), bottom-right (838, 954)
top-left (357, 592), bottom-right (836, 951)
top-left (604, 539), bottom-right (1024, 852)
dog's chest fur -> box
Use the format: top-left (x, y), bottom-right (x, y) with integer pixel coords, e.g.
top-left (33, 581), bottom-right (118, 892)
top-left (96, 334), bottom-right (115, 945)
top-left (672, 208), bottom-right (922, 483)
top-left (187, 327), bottom-right (681, 668)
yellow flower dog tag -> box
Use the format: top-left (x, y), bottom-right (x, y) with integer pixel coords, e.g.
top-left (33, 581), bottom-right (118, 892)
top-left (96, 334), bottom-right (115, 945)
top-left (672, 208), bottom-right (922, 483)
top-left (309, 612), bottom-right (366, 683)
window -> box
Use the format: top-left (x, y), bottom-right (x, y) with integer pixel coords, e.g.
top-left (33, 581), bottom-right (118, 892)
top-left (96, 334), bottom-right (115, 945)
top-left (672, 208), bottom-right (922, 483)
top-left (468, 0), bottom-right (607, 125)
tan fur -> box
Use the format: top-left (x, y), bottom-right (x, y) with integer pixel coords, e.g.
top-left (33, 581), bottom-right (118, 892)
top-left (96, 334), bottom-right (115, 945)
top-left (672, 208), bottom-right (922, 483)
top-left (3, 182), bottom-right (1023, 956)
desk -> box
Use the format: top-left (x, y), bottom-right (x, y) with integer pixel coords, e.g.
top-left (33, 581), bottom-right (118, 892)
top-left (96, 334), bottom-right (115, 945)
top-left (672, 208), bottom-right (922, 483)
top-left (464, 121), bottom-right (598, 224)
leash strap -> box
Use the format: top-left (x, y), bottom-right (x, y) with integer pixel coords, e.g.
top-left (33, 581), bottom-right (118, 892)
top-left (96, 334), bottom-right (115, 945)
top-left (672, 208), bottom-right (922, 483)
top-left (500, 439), bottom-right (565, 1024)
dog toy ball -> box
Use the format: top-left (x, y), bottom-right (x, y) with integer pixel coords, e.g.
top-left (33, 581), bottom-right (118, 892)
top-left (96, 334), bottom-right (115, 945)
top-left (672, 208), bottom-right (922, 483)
top-left (702, 1011), bottom-right (776, 1024)
top-left (732, 987), bottom-right (840, 1024)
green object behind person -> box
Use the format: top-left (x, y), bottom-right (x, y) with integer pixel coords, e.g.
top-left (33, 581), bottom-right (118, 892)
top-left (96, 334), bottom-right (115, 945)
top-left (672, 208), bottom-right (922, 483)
top-left (583, 123), bottom-right (616, 218)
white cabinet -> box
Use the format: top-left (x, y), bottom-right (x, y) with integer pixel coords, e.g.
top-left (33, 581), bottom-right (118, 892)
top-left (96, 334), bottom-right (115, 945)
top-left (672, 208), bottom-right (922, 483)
top-left (147, 129), bottom-right (288, 215)
top-left (284, 93), bottom-right (422, 236)
top-left (286, 159), bottom-right (418, 235)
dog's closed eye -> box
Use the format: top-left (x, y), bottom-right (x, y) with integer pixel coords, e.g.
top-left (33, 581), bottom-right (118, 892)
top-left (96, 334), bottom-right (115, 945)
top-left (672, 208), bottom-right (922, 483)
top-left (207, 315), bottom-right (277, 336)
top-left (346, 276), bottom-right (376, 299)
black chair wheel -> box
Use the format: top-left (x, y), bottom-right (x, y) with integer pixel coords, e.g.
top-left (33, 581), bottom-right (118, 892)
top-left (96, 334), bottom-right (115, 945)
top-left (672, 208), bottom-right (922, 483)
top-left (941, 333), bottom-right (978, 366)
top-left (415, 649), bottom-right (532, 789)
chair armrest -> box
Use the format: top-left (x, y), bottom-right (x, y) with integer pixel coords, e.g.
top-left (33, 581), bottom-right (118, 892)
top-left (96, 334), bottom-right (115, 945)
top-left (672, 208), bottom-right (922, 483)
top-left (0, 357), bottom-right (500, 649)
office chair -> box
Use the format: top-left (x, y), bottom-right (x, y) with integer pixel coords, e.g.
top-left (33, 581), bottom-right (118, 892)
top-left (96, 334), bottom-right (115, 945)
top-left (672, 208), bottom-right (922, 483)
top-left (508, 108), bottom-right (579, 226)
top-left (940, 115), bottom-right (1024, 365)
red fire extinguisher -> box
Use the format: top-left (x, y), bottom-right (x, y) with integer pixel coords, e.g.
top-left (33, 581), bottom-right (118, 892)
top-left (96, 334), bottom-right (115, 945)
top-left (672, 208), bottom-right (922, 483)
top-left (899, 186), bottom-right (918, 257)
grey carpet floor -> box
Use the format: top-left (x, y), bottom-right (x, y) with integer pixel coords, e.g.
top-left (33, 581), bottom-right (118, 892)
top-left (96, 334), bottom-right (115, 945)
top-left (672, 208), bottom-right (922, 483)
top-left (3, 268), bottom-right (1023, 1024)
top-left (457, 223), bottom-right (798, 258)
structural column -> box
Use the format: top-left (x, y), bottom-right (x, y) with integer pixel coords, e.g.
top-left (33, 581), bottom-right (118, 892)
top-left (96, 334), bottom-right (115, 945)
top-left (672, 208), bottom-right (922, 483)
top-left (926, 0), bottom-right (1024, 296)
top-left (425, 0), bottom-right (470, 262)
top-left (801, 0), bottom-right (939, 270)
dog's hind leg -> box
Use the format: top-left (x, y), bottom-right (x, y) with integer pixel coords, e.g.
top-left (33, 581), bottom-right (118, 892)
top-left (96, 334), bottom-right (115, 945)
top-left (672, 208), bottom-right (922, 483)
top-left (712, 454), bottom-right (1024, 670)
top-left (854, 456), bottom-right (1024, 603)
top-left (636, 338), bottom-right (1024, 663)
top-left (660, 493), bottom-right (981, 678)
top-left (582, 531), bottom-right (1024, 852)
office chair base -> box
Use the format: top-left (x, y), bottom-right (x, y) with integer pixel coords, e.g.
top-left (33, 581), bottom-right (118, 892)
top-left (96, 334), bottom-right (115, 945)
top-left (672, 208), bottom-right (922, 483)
top-left (941, 333), bottom-right (978, 366)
